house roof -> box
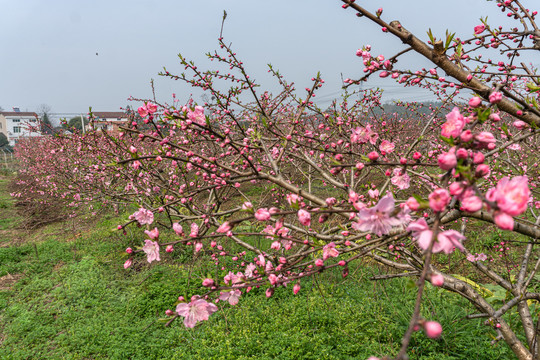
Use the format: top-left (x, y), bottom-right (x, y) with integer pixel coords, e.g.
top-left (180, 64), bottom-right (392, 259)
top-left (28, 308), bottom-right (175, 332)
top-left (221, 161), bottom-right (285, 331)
top-left (93, 112), bottom-right (129, 118)
top-left (0, 112), bottom-right (38, 117)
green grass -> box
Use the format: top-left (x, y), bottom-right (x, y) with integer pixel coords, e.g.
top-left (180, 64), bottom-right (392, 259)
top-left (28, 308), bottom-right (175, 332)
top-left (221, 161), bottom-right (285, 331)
top-left (0, 178), bottom-right (517, 359)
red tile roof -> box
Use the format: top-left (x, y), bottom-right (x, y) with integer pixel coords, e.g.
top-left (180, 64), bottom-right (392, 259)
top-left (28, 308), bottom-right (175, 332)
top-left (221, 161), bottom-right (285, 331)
top-left (93, 112), bottom-right (129, 118)
top-left (0, 112), bottom-right (38, 117)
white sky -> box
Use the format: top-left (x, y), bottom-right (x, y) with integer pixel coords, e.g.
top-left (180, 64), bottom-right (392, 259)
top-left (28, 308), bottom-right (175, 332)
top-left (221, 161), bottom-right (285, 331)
top-left (1, 0), bottom-right (538, 120)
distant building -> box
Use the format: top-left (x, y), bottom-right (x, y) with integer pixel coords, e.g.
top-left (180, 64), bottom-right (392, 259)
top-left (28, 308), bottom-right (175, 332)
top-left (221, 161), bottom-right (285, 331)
top-left (0, 111), bottom-right (41, 146)
top-left (88, 112), bottom-right (130, 133)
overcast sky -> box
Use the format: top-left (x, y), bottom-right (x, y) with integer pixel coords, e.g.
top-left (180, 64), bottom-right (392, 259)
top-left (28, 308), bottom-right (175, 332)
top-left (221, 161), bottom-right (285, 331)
top-left (1, 0), bottom-right (536, 121)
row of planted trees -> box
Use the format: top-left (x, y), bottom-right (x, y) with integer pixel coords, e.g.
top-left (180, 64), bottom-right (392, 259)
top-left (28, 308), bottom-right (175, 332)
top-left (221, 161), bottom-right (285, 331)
top-left (12, 1), bottom-right (540, 358)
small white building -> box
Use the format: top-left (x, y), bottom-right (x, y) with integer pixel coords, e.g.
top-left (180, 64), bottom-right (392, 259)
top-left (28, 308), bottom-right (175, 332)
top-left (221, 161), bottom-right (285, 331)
top-left (0, 111), bottom-right (41, 146)
top-left (87, 111), bottom-right (129, 134)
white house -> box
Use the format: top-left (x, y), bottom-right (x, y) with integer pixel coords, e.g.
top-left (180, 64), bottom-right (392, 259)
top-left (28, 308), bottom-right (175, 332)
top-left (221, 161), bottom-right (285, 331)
top-left (0, 111), bottom-right (41, 146)
top-left (87, 111), bottom-right (129, 134)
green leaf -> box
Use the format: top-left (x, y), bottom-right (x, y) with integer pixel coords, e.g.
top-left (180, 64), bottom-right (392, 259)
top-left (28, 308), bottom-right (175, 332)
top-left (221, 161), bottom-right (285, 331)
top-left (427, 28), bottom-right (435, 43)
top-left (453, 274), bottom-right (493, 298)
top-left (439, 135), bottom-right (455, 146)
top-left (526, 82), bottom-right (540, 93)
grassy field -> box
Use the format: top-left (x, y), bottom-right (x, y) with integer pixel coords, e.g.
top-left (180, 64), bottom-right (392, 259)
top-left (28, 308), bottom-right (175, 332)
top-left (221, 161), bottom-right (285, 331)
top-left (0, 177), bottom-right (517, 359)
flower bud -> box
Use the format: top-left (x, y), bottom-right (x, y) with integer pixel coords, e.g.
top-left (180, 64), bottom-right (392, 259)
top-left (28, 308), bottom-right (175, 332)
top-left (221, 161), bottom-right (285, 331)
top-left (424, 321), bottom-right (443, 339)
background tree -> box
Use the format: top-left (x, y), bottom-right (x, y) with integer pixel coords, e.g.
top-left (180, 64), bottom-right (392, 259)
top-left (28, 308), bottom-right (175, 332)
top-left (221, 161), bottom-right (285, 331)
top-left (37, 104), bottom-right (54, 135)
top-left (62, 116), bottom-right (88, 132)
top-left (40, 113), bottom-right (53, 135)
top-left (0, 133), bottom-right (8, 148)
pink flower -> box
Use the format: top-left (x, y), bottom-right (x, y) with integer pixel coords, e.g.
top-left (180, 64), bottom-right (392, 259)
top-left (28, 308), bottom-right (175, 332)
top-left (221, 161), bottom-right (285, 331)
top-left (474, 24), bottom-right (486, 34)
top-left (475, 164), bottom-right (490, 178)
top-left (352, 195), bottom-right (402, 236)
top-left (137, 106), bottom-right (148, 117)
top-left (407, 219), bottom-right (433, 251)
top-left (368, 189), bottom-right (379, 199)
top-left (449, 181), bottom-right (466, 196)
top-left (216, 221), bottom-right (232, 233)
top-left (325, 197), bottom-right (337, 207)
top-left (424, 321), bottom-right (442, 339)
top-left (133, 208), bottom-right (154, 225)
top-left (146, 102), bottom-right (158, 114)
top-left (441, 107), bottom-right (465, 138)
top-left (202, 278), bottom-right (215, 287)
top-left (315, 258), bottom-right (324, 267)
top-left (436, 230), bottom-right (465, 253)
top-left (242, 202), bottom-right (253, 211)
top-left (268, 274), bottom-right (278, 285)
top-left (190, 223), bottom-right (199, 237)
top-left (473, 152), bottom-right (485, 164)
top-left (286, 193), bottom-right (301, 206)
top-left (298, 209), bottom-right (311, 226)
top-left (322, 242), bottom-right (339, 260)
top-left (173, 223), bottom-right (184, 236)
top-left (379, 140), bottom-right (395, 154)
top-left (490, 176), bottom-right (530, 216)
top-left (391, 167), bottom-right (410, 190)
top-left (431, 273), bottom-right (444, 287)
top-left (490, 112), bottom-right (501, 122)
top-left (124, 258), bottom-right (133, 269)
top-left (456, 148), bottom-right (468, 159)
top-left (468, 97), bottom-right (482, 108)
top-left (219, 289), bottom-right (241, 305)
top-left (460, 130), bottom-right (473, 142)
top-left (460, 194), bottom-right (483, 212)
top-left (413, 152), bottom-right (422, 160)
top-left (406, 197), bottom-right (420, 211)
top-left (142, 239), bottom-right (160, 263)
top-left (166, 245), bottom-right (174, 252)
top-left (428, 189), bottom-right (450, 212)
top-left (254, 208), bottom-right (271, 221)
top-left (475, 132), bottom-right (496, 147)
top-left (513, 120), bottom-right (527, 129)
top-left (350, 124), bottom-right (378, 144)
top-left (494, 211), bottom-right (514, 230)
top-left (368, 151), bottom-right (379, 161)
top-left (187, 106), bottom-right (206, 126)
top-left (489, 91), bottom-right (502, 104)
top-left (132, 160), bottom-right (142, 170)
top-left (437, 151), bottom-right (457, 170)
top-left (293, 283), bottom-right (301, 295)
top-left (144, 227), bottom-right (159, 240)
top-left (224, 271), bottom-right (244, 285)
top-left (175, 298), bottom-right (218, 328)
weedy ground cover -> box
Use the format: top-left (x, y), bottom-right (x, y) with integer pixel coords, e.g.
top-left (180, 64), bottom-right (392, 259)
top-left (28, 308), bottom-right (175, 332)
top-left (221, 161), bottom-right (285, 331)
top-left (0, 177), bottom-right (517, 359)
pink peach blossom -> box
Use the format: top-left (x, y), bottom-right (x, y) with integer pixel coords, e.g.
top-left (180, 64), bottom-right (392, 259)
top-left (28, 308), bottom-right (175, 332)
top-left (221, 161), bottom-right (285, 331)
top-left (474, 24), bottom-right (486, 34)
top-left (298, 209), bottom-right (311, 226)
top-left (424, 321), bottom-right (442, 339)
top-left (322, 242), bottom-right (339, 260)
top-left (133, 208), bottom-right (154, 225)
top-left (489, 91), bottom-right (502, 104)
top-left (254, 208), bottom-right (271, 221)
top-left (175, 298), bottom-right (218, 328)
top-left (428, 189), bottom-right (450, 212)
top-left (352, 195), bottom-right (402, 236)
top-left (437, 151), bottom-right (457, 171)
top-left (219, 289), bottom-right (241, 305)
top-left (441, 107), bottom-right (465, 138)
top-left (490, 176), bottom-right (530, 216)
top-left (142, 240), bottom-right (160, 263)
